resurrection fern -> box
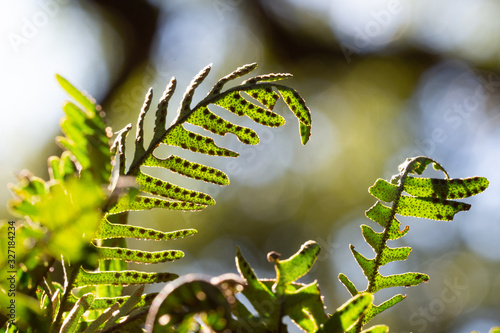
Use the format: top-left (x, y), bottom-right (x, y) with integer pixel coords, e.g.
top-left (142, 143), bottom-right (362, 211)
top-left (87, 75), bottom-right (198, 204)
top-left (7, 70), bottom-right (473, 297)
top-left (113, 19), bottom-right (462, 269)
top-left (7, 76), bottom-right (110, 265)
top-left (3, 62), bottom-right (493, 333)
top-left (3, 63), bottom-right (311, 332)
top-left (144, 273), bottom-right (246, 332)
top-left (339, 156), bottom-right (489, 333)
top-left (4, 75), bottom-right (113, 332)
top-left (146, 241), bottom-right (375, 333)
top-left (94, 62), bottom-right (311, 285)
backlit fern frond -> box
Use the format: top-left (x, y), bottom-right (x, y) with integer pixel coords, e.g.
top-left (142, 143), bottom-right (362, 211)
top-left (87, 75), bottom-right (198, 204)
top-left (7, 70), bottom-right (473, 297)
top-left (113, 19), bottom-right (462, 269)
top-left (146, 241), bottom-right (374, 332)
top-left (95, 62), bottom-right (312, 266)
top-left (339, 156), bottom-right (489, 332)
top-left (6, 63), bottom-right (312, 331)
top-left (8, 75), bottom-right (112, 265)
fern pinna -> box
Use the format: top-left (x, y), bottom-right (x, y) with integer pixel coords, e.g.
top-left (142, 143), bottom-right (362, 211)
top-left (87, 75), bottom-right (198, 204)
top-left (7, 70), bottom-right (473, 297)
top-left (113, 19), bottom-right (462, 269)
top-left (339, 156), bottom-right (489, 333)
top-left (5, 63), bottom-right (311, 331)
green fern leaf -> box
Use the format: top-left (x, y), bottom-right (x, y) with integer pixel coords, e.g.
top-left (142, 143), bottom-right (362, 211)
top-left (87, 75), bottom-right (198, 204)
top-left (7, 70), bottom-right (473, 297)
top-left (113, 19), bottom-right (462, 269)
top-left (74, 286), bottom-right (151, 332)
top-left (236, 241), bottom-right (328, 332)
top-left (8, 74), bottom-right (111, 268)
top-left (56, 74), bottom-right (100, 116)
top-left (7, 64), bottom-right (312, 330)
top-left (73, 268), bottom-right (177, 288)
top-left (95, 220), bottom-right (196, 241)
top-left (48, 152), bottom-right (78, 181)
top-left (281, 281), bottom-right (328, 332)
top-left (186, 106), bottom-right (260, 145)
top-left (55, 74), bottom-right (111, 184)
top-left (143, 154), bottom-right (229, 185)
top-left (99, 65), bottom-right (312, 259)
top-left (403, 176), bottom-right (488, 199)
top-left (162, 124), bottom-right (239, 157)
top-left (60, 293), bottom-right (94, 333)
top-left (108, 194), bottom-right (207, 214)
top-left (101, 285), bottom-right (145, 331)
top-left (338, 273), bottom-right (359, 297)
top-left (340, 156), bottom-right (489, 332)
top-left (9, 174), bottom-right (104, 265)
top-left (94, 62), bottom-right (312, 288)
top-left (360, 294), bottom-right (405, 326)
top-left (97, 246), bottom-right (184, 264)
top-left (235, 247), bottom-right (276, 319)
top-left (145, 274), bottom-right (244, 332)
top-left (318, 293), bottom-right (373, 333)
top-left (272, 240), bottom-right (320, 293)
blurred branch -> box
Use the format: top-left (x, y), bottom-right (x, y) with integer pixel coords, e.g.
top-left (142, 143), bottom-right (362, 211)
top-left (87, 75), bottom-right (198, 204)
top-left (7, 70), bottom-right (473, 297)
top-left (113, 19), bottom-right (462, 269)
top-left (248, 0), bottom-right (441, 68)
top-left (89, 0), bottom-right (160, 108)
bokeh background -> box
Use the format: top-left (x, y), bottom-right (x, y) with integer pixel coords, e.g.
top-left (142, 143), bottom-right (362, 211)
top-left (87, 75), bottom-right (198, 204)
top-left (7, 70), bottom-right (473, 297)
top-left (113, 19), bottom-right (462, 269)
top-left (1, 0), bottom-right (500, 331)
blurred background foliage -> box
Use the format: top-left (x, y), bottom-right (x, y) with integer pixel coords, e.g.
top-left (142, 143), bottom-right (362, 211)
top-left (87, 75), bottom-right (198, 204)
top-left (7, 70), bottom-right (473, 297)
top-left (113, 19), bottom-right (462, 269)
top-left (1, 0), bottom-right (500, 331)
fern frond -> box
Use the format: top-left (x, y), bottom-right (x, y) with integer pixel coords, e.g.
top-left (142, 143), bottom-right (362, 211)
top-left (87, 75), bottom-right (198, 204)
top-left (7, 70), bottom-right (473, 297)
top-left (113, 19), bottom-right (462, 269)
top-left (237, 245), bottom-right (323, 331)
top-left (7, 63), bottom-right (313, 331)
top-left (146, 243), bottom-right (326, 332)
top-left (360, 325), bottom-right (389, 333)
top-left (210, 62), bottom-right (258, 95)
top-left (72, 286), bottom-right (153, 332)
top-left (271, 240), bottom-right (320, 293)
top-left (95, 221), bottom-right (196, 241)
top-left (96, 246), bottom-right (184, 264)
top-left (340, 156), bottom-right (489, 332)
top-left (133, 87), bottom-right (153, 159)
top-left (145, 273), bottom-right (245, 332)
top-left (7, 74), bottom-right (111, 275)
top-left (109, 62), bottom-right (310, 214)
top-left (111, 123), bottom-right (132, 176)
top-left (96, 62), bottom-right (312, 274)
top-left (234, 241), bottom-right (376, 332)
top-left (55, 74), bottom-right (112, 184)
top-left (236, 242), bottom-right (327, 332)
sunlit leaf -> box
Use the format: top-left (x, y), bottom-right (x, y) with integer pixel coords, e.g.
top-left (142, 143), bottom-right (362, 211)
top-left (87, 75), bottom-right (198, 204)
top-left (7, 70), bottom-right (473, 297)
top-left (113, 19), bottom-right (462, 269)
top-left (340, 156), bottom-right (489, 331)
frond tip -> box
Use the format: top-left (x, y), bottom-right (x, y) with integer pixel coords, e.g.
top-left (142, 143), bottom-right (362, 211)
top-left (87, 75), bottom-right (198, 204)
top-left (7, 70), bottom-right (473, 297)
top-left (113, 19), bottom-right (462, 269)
top-left (340, 156), bottom-right (489, 332)
top-left (107, 62), bottom-right (312, 219)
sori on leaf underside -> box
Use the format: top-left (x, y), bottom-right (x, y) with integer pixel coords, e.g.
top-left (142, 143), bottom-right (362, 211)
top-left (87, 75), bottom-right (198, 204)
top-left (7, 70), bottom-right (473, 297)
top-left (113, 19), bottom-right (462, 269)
top-left (4, 62), bottom-right (312, 332)
top-left (339, 156), bottom-right (489, 333)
